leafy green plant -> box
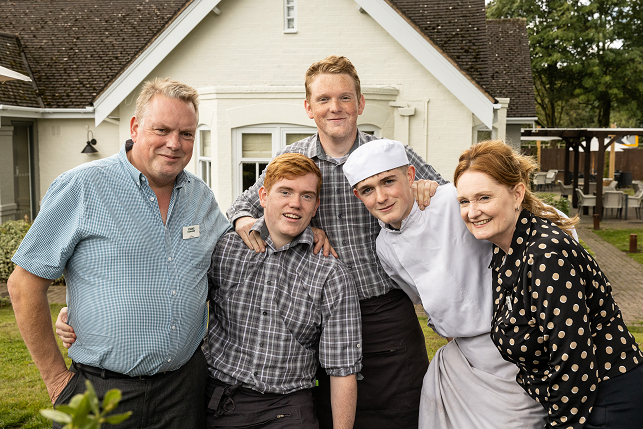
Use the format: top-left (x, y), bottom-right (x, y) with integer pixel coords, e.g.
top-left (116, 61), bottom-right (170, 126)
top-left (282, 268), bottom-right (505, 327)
top-left (0, 219), bottom-right (64, 284)
top-left (40, 380), bottom-right (131, 429)
top-left (538, 192), bottom-right (571, 216)
top-left (0, 219), bottom-right (31, 281)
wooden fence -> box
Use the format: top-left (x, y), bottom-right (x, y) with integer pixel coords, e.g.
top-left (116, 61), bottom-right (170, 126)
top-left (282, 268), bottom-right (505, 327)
top-left (522, 148), bottom-right (643, 181)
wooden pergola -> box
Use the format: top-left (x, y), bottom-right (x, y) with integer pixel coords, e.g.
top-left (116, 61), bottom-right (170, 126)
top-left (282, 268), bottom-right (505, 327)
top-left (521, 128), bottom-right (643, 219)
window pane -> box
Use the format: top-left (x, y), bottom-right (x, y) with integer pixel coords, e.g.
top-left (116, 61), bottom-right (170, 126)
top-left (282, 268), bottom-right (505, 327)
top-left (242, 133), bottom-right (272, 158)
top-left (286, 6), bottom-right (294, 16)
top-left (200, 130), bottom-right (211, 157)
top-left (362, 130), bottom-right (375, 135)
top-left (286, 133), bottom-right (314, 145)
top-left (287, 18), bottom-right (295, 29)
top-left (200, 161), bottom-right (210, 186)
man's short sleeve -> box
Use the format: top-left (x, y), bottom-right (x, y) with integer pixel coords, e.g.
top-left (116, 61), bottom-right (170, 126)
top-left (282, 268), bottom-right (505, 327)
top-left (12, 173), bottom-right (86, 279)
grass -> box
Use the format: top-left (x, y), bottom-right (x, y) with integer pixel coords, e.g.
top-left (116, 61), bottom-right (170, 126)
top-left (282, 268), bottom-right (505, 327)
top-left (592, 228), bottom-right (643, 266)
top-left (0, 304), bottom-right (69, 429)
top-left (1, 307), bottom-right (641, 428)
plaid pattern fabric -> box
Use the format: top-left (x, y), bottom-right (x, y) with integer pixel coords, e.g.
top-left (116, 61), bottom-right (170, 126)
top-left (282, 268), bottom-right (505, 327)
top-left (204, 218), bottom-right (362, 394)
top-left (13, 143), bottom-right (231, 376)
top-left (227, 130), bottom-right (447, 300)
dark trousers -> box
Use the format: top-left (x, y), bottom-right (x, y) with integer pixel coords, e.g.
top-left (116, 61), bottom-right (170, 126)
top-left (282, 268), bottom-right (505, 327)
top-left (53, 348), bottom-right (208, 429)
top-left (315, 289), bottom-right (429, 429)
top-left (585, 362), bottom-right (643, 429)
top-left (206, 377), bottom-right (318, 428)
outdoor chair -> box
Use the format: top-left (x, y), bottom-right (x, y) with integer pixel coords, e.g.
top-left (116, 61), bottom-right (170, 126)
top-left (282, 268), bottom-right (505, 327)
top-left (628, 190), bottom-right (643, 219)
top-left (576, 188), bottom-right (596, 217)
top-left (633, 181), bottom-right (642, 194)
top-left (534, 172), bottom-right (547, 191)
top-left (545, 170), bottom-right (557, 190)
top-left (602, 191), bottom-right (624, 219)
top-left (605, 180), bottom-right (618, 190)
top-left (557, 180), bottom-right (573, 199)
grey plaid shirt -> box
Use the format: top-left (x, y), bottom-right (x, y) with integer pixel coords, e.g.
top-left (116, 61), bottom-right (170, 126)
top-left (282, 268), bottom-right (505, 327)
top-left (227, 131), bottom-right (447, 300)
top-left (204, 218), bottom-right (362, 394)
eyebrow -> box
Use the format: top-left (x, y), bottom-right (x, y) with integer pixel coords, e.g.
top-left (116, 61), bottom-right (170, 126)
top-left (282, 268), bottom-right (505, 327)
top-left (356, 174), bottom-right (397, 192)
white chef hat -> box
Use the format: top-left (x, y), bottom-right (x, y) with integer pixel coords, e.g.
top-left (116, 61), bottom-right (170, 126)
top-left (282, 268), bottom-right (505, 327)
top-left (343, 139), bottom-right (409, 187)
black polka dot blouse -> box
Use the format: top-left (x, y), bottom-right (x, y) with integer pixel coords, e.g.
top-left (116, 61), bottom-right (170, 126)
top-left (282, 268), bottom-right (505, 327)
top-left (490, 210), bottom-right (643, 429)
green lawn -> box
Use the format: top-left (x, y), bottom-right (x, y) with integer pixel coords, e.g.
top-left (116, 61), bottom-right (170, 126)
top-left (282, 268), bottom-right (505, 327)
top-left (592, 228), bottom-right (643, 265)
top-left (1, 307), bottom-right (641, 429)
top-left (0, 304), bottom-right (69, 429)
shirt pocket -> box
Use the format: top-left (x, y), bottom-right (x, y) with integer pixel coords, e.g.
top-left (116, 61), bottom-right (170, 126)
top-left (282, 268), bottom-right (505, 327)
top-left (184, 223), bottom-right (210, 270)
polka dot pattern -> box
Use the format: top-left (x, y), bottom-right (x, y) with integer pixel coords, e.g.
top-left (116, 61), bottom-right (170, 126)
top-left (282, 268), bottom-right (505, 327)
top-left (490, 210), bottom-right (643, 429)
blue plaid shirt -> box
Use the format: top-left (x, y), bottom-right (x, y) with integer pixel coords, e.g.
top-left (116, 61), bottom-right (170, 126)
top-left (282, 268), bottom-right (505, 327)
top-left (13, 142), bottom-right (230, 376)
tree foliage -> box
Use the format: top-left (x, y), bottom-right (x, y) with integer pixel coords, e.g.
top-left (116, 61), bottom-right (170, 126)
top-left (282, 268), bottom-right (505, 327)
top-left (487, 0), bottom-right (643, 128)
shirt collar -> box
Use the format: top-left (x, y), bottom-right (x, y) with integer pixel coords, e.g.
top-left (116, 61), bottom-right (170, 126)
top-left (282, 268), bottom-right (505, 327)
top-left (310, 129), bottom-right (368, 164)
top-left (378, 201), bottom-right (421, 233)
top-left (251, 217), bottom-right (314, 251)
top-left (118, 139), bottom-right (189, 189)
top-left (491, 209), bottom-right (534, 288)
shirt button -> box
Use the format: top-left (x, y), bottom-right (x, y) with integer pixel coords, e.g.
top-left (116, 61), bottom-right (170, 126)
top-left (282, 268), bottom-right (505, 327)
top-left (336, 188), bottom-right (341, 194)
top-left (149, 197), bottom-right (155, 202)
top-left (168, 257), bottom-right (172, 262)
top-left (167, 358), bottom-right (172, 362)
top-left (267, 280), bottom-right (272, 285)
top-left (171, 325), bottom-right (175, 330)
top-left (262, 311), bottom-right (267, 315)
top-left (254, 371), bottom-right (258, 376)
top-left (259, 342), bottom-right (264, 347)
top-left (342, 240), bottom-right (347, 246)
top-left (172, 290), bottom-right (176, 296)
top-left (338, 213), bottom-right (343, 219)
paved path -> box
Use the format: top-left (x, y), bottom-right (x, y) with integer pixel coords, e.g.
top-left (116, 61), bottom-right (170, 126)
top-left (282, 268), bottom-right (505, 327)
top-left (576, 216), bottom-right (643, 326)
top-left (0, 282), bottom-right (67, 304)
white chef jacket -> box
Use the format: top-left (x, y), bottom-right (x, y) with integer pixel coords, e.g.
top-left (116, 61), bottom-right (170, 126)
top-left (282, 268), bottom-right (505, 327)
top-left (376, 183), bottom-right (493, 338)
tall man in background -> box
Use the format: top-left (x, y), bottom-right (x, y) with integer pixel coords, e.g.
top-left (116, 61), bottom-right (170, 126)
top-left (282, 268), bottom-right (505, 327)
top-left (9, 78), bottom-right (230, 428)
top-left (227, 55), bottom-right (446, 428)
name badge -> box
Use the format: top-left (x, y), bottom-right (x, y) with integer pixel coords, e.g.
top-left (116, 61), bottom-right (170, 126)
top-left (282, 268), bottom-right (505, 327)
top-left (183, 225), bottom-right (200, 239)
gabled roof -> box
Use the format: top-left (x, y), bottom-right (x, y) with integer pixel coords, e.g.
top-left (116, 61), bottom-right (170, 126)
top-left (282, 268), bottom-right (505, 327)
top-left (386, 0), bottom-right (491, 92)
top-left (0, 33), bottom-right (41, 108)
top-left (0, 0), bottom-right (192, 109)
top-left (0, 0), bottom-right (535, 126)
top-left (486, 19), bottom-right (537, 119)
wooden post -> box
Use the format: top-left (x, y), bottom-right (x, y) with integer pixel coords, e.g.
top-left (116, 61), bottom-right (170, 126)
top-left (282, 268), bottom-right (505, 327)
top-left (594, 214), bottom-right (600, 230)
top-left (630, 234), bottom-right (638, 253)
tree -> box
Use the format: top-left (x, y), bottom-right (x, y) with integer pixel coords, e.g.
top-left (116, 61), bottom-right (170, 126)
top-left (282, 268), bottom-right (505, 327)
top-left (487, 0), bottom-right (643, 128)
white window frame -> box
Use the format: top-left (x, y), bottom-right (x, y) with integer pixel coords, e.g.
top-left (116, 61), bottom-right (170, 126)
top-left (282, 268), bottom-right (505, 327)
top-left (233, 124), bottom-right (317, 197)
top-left (283, 0), bottom-right (297, 33)
top-left (196, 126), bottom-right (212, 187)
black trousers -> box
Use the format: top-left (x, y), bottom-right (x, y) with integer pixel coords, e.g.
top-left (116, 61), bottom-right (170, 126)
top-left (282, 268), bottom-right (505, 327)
top-left (206, 377), bottom-right (318, 428)
top-left (315, 289), bottom-right (429, 429)
top-left (53, 348), bottom-right (208, 429)
top-left (584, 362), bottom-right (643, 429)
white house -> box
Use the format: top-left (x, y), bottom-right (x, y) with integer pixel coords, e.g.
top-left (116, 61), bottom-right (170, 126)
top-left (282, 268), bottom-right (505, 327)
top-left (0, 0), bottom-right (536, 222)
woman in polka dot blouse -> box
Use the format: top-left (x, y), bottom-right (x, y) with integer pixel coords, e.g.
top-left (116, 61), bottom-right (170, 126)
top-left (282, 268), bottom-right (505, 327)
top-left (454, 140), bottom-right (643, 429)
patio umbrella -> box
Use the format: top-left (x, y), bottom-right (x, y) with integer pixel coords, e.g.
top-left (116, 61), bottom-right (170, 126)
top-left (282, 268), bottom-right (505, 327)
top-left (0, 65), bottom-right (32, 82)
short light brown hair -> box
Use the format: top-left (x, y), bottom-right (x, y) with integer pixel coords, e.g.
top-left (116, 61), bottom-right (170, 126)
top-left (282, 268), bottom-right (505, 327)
top-left (135, 78), bottom-right (199, 126)
top-left (305, 55), bottom-right (361, 102)
top-left (263, 153), bottom-right (322, 196)
top-left (454, 140), bottom-right (578, 236)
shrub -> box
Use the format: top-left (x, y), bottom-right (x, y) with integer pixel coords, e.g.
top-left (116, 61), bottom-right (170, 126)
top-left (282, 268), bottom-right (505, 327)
top-left (538, 193), bottom-right (571, 216)
top-left (0, 220), bottom-right (31, 281)
top-left (0, 219), bottom-right (64, 285)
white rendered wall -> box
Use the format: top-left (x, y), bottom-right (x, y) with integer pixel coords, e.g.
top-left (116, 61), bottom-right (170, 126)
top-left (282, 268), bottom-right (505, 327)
top-left (37, 119), bottom-right (120, 200)
top-left (108, 0), bottom-right (482, 209)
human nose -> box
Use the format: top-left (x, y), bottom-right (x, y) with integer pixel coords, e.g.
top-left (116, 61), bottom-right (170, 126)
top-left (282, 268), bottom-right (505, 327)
top-left (166, 132), bottom-right (181, 150)
top-left (329, 98), bottom-right (341, 112)
top-left (467, 201), bottom-right (481, 218)
top-left (375, 187), bottom-right (386, 203)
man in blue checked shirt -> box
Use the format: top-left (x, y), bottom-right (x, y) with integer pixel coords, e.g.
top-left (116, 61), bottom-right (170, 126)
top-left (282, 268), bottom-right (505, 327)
top-left (8, 78), bottom-right (230, 428)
